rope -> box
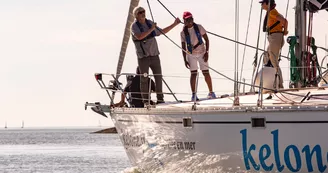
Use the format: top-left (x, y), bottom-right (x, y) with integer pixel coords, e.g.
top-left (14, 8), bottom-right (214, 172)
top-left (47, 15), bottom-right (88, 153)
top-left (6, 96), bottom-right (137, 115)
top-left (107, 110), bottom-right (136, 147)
top-left (257, 1), bottom-right (271, 106)
top-left (306, 12), bottom-right (314, 82)
top-left (104, 70), bottom-right (327, 104)
top-left (140, 0), bottom-right (327, 102)
top-left (145, 0), bottom-right (189, 56)
top-left (273, 93), bottom-right (292, 104)
top-left (146, 0), bottom-right (155, 22)
top-left (278, 0), bottom-right (290, 61)
top-left (155, 0), bottom-right (178, 20)
top-left (239, 0), bottom-right (254, 92)
top-left (154, 0), bottom-right (290, 60)
top-left (279, 92), bottom-right (296, 103)
top-left (250, 7), bottom-right (264, 92)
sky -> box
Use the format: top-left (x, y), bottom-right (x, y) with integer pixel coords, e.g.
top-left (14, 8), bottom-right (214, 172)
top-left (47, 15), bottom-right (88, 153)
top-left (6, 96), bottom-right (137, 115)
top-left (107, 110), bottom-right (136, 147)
top-left (1, 0), bottom-right (328, 128)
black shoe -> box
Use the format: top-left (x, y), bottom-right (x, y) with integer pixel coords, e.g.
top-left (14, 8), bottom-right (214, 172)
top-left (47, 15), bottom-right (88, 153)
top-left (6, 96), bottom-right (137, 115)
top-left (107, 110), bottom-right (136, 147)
top-left (156, 100), bottom-right (165, 104)
top-left (266, 94), bottom-right (273, 100)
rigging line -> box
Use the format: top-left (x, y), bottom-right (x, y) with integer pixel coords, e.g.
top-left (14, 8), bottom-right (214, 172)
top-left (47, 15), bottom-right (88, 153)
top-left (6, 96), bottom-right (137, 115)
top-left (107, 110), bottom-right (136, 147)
top-left (234, 0), bottom-right (240, 97)
top-left (279, 92), bottom-right (296, 103)
top-left (284, 0), bottom-right (290, 20)
top-left (144, 0), bottom-right (191, 61)
top-left (146, 0), bottom-right (155, 22)
top-left (104, 74), bottom-right (316, 102)
top-left (273, 93), bottom-right (289, 104)
top-left (250, 6), bottom-right (264, 92)
top-left (278, 0), bottom-right (290, 61)
top-left (154, 0), bottom-right (290, 60)
top-left (306, 12), bottom-right (314, 82)
top-left (148, 0), bottom-right (317, 100)
top-left (206, 31), bottom-right (290, 60)
top-left (239, 0), bottom-right (254, 92)
top-left (273, 92), bottom-right (298, 104)
top-left (258, 0), bottom-right (275, 105)
top-left (155, 0), bottom-right (178, 20)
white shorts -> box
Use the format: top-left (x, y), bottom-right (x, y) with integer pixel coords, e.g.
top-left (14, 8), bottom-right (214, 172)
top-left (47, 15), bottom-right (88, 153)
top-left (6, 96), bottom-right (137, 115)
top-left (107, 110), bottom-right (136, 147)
top-left (187, 52), bottom-right (209, 71)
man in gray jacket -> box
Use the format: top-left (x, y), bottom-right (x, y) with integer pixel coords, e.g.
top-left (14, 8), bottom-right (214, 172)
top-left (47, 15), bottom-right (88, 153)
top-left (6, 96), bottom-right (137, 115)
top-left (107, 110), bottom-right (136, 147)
top-left (131, 6), bottom-right (180, 104)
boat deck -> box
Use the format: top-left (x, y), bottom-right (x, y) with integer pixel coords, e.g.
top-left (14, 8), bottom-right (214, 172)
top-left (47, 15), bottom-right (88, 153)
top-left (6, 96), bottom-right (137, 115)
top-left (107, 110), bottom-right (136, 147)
top-left (111, 87), bottom-right (328, 113)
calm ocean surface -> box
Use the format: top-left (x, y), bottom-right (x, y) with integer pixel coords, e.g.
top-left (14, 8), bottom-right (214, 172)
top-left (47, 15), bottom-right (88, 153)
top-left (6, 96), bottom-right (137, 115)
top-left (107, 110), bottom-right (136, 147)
top-left (0, 128), bottom-right (130, 173)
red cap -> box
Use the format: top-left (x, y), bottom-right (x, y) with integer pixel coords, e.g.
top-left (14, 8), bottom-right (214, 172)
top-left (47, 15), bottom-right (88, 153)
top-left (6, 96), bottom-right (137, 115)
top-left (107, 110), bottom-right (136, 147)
top-left (183, 11), bottom-right (193, 19)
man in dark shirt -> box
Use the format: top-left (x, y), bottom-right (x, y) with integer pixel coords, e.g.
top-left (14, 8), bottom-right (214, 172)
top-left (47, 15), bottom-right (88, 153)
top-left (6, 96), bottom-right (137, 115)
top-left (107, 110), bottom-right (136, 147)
top-left (113, 67), bottom-right (156, 108)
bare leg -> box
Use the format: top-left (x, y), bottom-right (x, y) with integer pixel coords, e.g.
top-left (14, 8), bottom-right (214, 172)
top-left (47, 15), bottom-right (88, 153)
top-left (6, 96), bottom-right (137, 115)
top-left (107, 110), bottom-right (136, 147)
top-left (190, 70), bottom-right (197, 93)
top-left (202, 70), bottom-right (213, 92)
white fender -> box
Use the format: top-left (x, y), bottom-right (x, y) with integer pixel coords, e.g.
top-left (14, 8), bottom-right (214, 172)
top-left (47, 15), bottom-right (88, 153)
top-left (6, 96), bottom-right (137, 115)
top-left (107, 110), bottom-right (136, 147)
top-left (254, 67), bottom-right (280, 93)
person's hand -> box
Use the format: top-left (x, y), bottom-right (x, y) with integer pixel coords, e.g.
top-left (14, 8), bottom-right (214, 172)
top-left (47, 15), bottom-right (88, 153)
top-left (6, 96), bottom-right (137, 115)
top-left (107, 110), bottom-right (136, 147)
top-left (184, 60), bottom-right (190, 69)
top-left (151, 23), bottom-right (157, 30)
top-left (203, 52), bottom-right (209, 62)
top-left (284, 30), bottom-right (289, 36)
top-left (174, 18), bottom-right (181, 25)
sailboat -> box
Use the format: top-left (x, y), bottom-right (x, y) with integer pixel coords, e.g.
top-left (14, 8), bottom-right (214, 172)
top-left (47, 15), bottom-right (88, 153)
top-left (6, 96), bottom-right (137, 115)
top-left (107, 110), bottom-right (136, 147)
top-left (4, 122), bottom-right (7, 129)
top-left (21, 121), bottom-right (24, 129)
top-left (86, 0), bottom-right (328, 172)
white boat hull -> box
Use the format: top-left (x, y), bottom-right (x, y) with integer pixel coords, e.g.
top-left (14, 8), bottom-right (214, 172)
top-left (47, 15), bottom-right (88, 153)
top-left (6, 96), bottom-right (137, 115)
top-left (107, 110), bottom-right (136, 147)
top-left (111, 107), bottom-right (328, 173)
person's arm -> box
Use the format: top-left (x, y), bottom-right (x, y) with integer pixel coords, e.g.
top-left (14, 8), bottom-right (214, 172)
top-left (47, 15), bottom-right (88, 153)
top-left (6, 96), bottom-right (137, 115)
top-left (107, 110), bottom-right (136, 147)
top-left (160, 18), bottom-right (181, 34)
top-left (133, 23), bottom-right (157, 40)
top-left (181, 42), bottom-right (190, 69)
top-left (200, 24), bottom-right (210, 62)
top-left (113, 82), bottom-right (132, 107)
top-left (203, 33), bottom-right (210, 62)
top-left (182, 42), bottom-right (187, 61)
top-left (203, 33), bottom-right (209, 52)
top-left (180, 31), bottom-right (189, 69)
top-left (272, 12), bottom-right (288, 35)
top-left (276, 15), bottom-right (288, 35)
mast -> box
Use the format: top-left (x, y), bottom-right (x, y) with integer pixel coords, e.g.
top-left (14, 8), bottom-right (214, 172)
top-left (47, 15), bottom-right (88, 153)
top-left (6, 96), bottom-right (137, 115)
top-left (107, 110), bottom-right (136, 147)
top-left (233, 0), bottom-right (240, 106)
top-left (294, 0), bottom-right (307, 88)
top-left (5, 122), bottom-right (7, 129)
top-left (115, 0), bottom-right (140, 78)
top-left (112, 0), bottom-right (140, 101)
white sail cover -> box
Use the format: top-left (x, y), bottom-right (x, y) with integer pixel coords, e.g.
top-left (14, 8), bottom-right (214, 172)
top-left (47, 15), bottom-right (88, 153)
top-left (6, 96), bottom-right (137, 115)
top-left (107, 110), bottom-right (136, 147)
top-left (308, 0), bottom-right (328, 12)
top-left (116, 0), bottom-right (140, 76)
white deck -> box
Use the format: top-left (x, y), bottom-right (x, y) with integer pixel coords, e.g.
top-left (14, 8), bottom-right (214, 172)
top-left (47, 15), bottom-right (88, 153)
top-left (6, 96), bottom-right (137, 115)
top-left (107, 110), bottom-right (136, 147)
top-left (109, 87), bottom-right (328, 114)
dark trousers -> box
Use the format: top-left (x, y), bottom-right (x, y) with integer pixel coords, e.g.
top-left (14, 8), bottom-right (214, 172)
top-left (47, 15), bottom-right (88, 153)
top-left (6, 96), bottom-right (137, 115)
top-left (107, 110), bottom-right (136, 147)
top-left (138, 55), bottom-right (164, 102)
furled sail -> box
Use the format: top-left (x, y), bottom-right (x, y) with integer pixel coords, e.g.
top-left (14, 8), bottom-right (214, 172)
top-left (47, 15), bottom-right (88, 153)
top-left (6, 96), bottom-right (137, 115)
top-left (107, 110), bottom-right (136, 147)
top-left (308, 0), bottom-right (328, 12)
top-left (115, 0), bottom-right (140, 76)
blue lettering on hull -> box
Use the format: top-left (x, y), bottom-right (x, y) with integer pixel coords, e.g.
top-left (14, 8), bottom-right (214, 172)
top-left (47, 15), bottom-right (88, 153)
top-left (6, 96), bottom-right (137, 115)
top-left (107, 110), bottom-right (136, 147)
top-left (240, 129), bottom-right (327, 172)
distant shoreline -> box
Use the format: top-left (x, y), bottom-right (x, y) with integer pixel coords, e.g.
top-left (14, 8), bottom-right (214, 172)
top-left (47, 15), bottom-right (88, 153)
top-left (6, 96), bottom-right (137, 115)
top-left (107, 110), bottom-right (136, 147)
top-left (91, 127), bottom-right (117, 134)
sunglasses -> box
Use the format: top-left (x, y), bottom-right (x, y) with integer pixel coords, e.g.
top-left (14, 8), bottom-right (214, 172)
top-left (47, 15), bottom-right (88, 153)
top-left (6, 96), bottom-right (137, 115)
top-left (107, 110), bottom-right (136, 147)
top-left (184, 17), bottom-right (193, 22)
top-left (138, 11), bottom-right (145, 15)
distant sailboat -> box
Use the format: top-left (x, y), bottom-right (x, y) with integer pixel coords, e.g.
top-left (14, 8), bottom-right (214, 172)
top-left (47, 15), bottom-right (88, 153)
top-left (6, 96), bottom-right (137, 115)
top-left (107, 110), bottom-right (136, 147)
top-left (98, 120), bottom-right (101, 127)
top-left (21, 121), bottom-right (24, 128)
top-left (4, 122), bottom-right (7, 129)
